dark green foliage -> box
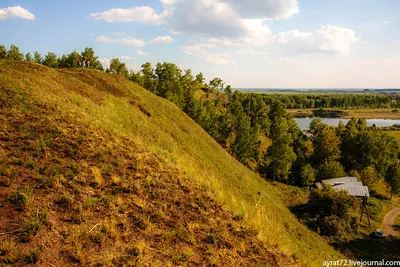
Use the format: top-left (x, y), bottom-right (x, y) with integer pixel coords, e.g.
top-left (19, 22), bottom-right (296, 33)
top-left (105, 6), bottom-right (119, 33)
top-left (311, 122), bottom-right (341, 165)
top-left (317, 161), bottom-right (346, 180)
top-left (262, 93), bottom-right (399, 109)
top-left (25, 53), bottom-right (33, 62)
top-left (263, 102), bottom-right (297, 181)
top-left (81, 47), bottom-right (103, 70)
top-left (7, 45), bottom-right (23, 61)
top-left (299, 164), bottom-right (316, 186)
top-left (340, 118), bottom-right (399, 176)
top-left (58, 51), bottom-right (80, 68)
top-left (109, 58), bottom-right (128, 77)
top-left (307, 186), bottom-right (357, 236)
top-left (0, 45), bottom-right (6, 59)
top-left (360, 166), bottom-right (380, 187)
top-left (209, 77), bottom-right (225, 91)
top-left (385, 162), bottom-right (400, 199)
top-left (33, 52), bottom-right (42, 64)
top-left (42, 52), bottom-right (58, 68)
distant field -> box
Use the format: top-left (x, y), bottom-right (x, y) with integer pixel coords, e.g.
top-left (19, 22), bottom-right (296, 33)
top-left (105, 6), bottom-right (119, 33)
top-left (287, 109), bottom-right (400, 119)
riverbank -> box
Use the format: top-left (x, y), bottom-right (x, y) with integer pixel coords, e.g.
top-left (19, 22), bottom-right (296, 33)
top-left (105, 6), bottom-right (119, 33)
top-left (288, 109), bottom-right (400, 119)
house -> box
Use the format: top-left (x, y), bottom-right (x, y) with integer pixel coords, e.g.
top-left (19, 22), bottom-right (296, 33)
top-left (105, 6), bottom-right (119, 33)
top-left (314, 177), bottom-right (370, 197)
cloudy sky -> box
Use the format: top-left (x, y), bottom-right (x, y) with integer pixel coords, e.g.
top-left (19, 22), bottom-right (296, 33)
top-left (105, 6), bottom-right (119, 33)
top-left (1, 0), bottom-right (399, 88)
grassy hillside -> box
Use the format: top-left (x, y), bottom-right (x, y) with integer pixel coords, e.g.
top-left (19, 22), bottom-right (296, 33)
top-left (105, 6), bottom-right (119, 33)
top-left (0, 61), bottom-right (343, 266)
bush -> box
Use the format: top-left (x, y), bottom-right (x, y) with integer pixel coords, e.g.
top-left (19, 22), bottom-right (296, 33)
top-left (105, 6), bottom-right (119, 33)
top-left (308, 186), bottom-right (358, 237)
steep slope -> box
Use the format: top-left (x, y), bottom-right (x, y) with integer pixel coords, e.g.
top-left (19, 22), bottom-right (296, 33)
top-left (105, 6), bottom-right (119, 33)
top-left (0, 61), bottom-right (343, 266)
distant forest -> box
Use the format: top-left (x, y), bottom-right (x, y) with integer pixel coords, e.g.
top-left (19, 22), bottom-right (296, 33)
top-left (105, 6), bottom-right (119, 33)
top-left (261, 94), bottom-right (400, 109)
top-left (1, 44), bottom-right (400, 199)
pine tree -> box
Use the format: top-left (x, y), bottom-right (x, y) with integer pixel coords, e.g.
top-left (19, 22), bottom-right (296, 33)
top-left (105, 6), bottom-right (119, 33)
top-left (25, 52), bottom-right (33, 62)
top-left (0, 45), bottom-right (7, 59)
top-left (34, 52), bottom-right (43, 64)
top-left (7, 44), bottom-right (23, 60)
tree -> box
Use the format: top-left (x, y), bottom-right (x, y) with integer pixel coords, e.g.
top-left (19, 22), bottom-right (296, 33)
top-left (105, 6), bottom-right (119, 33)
top-left (81, 47), bottom-right (103, 70)
top-left (0, 45), bottom-right (6, 59)
top-left (317, 161), bottom-right (346, 180)
top-left (25, 53), bottom-right (33, 62)
top-left (360, 166), bottom-right (380, 187)
top-left (386, 163), bottom-right (400, 199)
top-left (7, 44), bottom-right (23, 60)
top-left (59, 51), bottom-right (80, 68)
top-left (141, 62), bottom-right (155, 91)
top-left (109, 58), bottom-right (128, 77)
top-left (209, 77), bottom-right (225, 91)
top-left (308, 185), bottom-right (356, 236)
top-left (34, 52), bottom-right (43, 64)
top-left (264, 102), bottom-right (297, 181)
top-left (195, 73), bottom-right (205, 84)
top-left (300, 164), bottom-right (316, 186)
top-left (312, 125), bottom-right (341, 165)
top-left (129, 71), bottom-right (144, 87)
top-left (42, 52), bottom-right (59, 68)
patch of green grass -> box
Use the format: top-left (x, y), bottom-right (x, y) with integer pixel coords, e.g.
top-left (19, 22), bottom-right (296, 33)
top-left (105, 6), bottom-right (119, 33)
top-left (11, 187), bottom-right (34, 211)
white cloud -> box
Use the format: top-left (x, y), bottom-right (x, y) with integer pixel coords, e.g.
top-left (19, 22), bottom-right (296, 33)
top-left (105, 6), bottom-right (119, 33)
top-left (136, 50), bottom-right (150, 56)
top-left (151, 36), bottom-right (174, 43)
top-left (99, 58), bottom-right (111, 68)
top-left (223, 0), bottom-right (298, 19)
top-left (238, 50), bottom-right (269, 56)
top-left (96, 35), bottom-right (146, 47)
top-left (120, 56), bottom-right (135, 60)
top-left (384, 21), bottom-right (391, 24)
top-left (274, 25), bottom-right (358, 54)
top-left (266, 57), bottom-right (308, 65)
top-left (180, 45), bottom-right (235, 66)
top-left (88, 0), bottom-right (278, 39)
top-left (90, 6), bottom-right (164, 24)
top-left (0, 6), bottom-right (35, 21)
top-left (205, 54), bottom-right (236, 66)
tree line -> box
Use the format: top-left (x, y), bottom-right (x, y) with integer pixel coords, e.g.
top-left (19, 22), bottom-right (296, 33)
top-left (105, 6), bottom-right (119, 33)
top-left (262, 94), bottom-right (400, 109)
top-left (1, 44), bottom-right (400, 198)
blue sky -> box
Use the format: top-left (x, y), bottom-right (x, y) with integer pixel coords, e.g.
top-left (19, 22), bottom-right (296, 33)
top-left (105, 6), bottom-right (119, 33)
top-left (1, 0), bottom-right (399, 88)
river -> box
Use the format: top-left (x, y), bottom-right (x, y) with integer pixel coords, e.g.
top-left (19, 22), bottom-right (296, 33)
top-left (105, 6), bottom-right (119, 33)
top-left (294, 118), bottom-right (400, 130)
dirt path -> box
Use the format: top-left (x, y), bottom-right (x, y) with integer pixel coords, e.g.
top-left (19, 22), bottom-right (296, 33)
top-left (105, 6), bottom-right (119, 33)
top-left (381, 208), bottom-right (400, 237)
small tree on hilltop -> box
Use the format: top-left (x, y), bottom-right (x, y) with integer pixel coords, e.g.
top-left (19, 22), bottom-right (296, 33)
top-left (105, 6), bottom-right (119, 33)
top-left (25, 52), bottom-right (33, 62)
top-left (7, 44), bottom-right (23, 60)
top-left (34, 52), bottom-right (43, 64)
top-left (0, 45), bottom-right (7, 59)
top-left (42, 52), bottom-right (59, 68)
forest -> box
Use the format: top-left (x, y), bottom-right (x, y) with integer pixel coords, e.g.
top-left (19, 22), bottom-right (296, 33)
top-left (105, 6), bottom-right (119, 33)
top-left (261, 93), bottom-right (400, 109)
top-left (1, 44), bottom-right (400, 199)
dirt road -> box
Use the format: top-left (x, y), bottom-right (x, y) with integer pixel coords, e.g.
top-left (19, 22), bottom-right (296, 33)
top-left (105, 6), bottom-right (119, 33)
top-left (381, 208), bottom-right (400, 237)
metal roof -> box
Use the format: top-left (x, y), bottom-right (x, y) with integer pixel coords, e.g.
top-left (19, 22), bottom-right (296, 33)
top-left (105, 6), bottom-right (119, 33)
top-left (320, 177), bottom-right (370, 197)
top-left (332, 181), bottom-right (363, 190)
top-left (322, 177), bottom-right (358, 186)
